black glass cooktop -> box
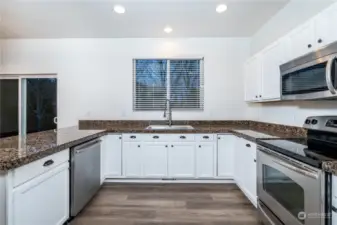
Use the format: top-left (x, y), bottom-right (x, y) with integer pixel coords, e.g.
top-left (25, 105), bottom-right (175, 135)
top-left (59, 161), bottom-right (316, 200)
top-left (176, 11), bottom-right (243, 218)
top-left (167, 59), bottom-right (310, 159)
top-left (257, 138), bottom-right (337, 168)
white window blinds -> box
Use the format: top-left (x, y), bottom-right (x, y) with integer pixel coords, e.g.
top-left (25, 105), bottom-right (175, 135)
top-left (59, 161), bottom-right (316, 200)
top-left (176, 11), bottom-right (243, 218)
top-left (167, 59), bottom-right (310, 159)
top-left (133, 59), bottom-right (204, 111)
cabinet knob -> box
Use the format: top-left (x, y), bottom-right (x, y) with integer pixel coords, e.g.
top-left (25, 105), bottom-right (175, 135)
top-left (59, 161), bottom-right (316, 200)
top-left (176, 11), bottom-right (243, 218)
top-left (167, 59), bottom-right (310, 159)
top-left (138, 145), bottom-right (141, 148)
top-left (318, 39), bottom-right (323, 43)
top-left (246, 144), bottom-right (251, 147)
top-left (308, 44), bottom-right (312, 48)
top-left (199, 145), bottom-right (201, 148)
top-left (254, 159), bottom-right (257, 163)
top-left (218, 137), bottom-right (220, 140)
top-left (255, 95), bottom-right (258, 98)
top-left (119, 137), bottom-right (122, 140)
top-left (171, 145), bottom-right (174, 148)
top-left (259, 95), bottom-right (262, 98)
top-left (165, 145), bottom-right (168, 148)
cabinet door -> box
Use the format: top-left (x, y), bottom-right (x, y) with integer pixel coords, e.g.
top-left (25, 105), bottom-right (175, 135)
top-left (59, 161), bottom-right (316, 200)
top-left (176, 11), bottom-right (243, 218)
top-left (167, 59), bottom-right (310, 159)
top-left (142, 142), bottom-right (168, 178)
top-left (168, 143), bottom-right (195, 178)
top-left (104, 135), bottom-right (122, 178)
top-left (11, 163), bottom-right (69, 225)
top-left (123, 142), bottom-right (142, 177)
top-left (245, 141), bottom-right (257, 206)
top-left (234, 138), bottom-right (245, 187)
top-left (315, 3), bottom-right (337, 48)
top-left (196, 142), bottom-right (215, 178)
top-left (289, 21), bottom-right (315, 59)
top-left (217, 135), bottom-right (235, 178)
top-left (244, 55), bottom-right (262, 102)
top-left (261, 40), bottom-right (288, 101)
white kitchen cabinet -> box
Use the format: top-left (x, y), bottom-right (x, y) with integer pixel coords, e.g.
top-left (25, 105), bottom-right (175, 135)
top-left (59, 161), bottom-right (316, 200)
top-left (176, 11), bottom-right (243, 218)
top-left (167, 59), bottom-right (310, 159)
top-left (234, 137), bottom-right (257, 207)
top-left (123, 142), bottom-right (142, 177)
top-left (0, 174), bottom-right (5, 225)
top-left (142, 142), bottom-right (168, 178)
top-left (102, 135), bottom-right (122, 179)
top-left (196, 142), bottom-right (216, 178)
top-left (260, 39), bottom-right (289, 101)
top-left (315, 2), bottom-right (337, 49)
top-left (168, 143), bottom-right (195, 178)
top-left (288, 20), bottom-right (316, 59)
top-left (10, 162), bottom-right (69, 225)
top-left (244, 54), bottom-right (262, 102)
top-left (217, 135), bottom-right (235, 178)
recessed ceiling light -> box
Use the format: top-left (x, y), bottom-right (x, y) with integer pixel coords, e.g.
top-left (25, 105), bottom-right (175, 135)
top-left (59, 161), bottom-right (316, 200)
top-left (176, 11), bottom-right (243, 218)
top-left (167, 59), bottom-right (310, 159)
top-left (164, 26), bottom-right (173, 34)
top-left (216, 4), bottom-right (227, 13)
top-left (114, 5), bottom-right (126, 14)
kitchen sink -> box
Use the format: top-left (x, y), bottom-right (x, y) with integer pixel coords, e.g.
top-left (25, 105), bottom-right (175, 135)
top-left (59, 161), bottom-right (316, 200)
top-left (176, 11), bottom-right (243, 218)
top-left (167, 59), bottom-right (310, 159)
top-left (145, 125), bottom-right (194, 130)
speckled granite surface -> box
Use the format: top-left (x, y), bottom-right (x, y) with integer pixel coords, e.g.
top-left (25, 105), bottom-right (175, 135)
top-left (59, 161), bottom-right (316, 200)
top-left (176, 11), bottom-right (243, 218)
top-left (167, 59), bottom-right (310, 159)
top-left (0, 127), bottom-right (105, 171)
top-left (0, 120), bottom-right (308, 171)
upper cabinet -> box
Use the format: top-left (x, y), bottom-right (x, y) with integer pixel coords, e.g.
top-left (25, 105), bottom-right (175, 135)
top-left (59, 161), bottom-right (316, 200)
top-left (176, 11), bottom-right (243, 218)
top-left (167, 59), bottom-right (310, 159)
top-left (315, 2), bottom-right (337, 49)
top-left (244, 54), bottom-right (262, 102)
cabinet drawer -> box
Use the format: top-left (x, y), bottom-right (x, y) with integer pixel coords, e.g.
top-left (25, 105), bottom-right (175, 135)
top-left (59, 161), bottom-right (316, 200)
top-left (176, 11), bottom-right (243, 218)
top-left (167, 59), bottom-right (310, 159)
top-left (195, 134), bottom-right (215, 142)
top-left (141, 134), bottom-right (171, 142)
top-left (170, 134), bottom-right (195, 142)
top-left (122, 134), bottom-right (142, 141)
top-left (12, 149), bottom-right (69, 187)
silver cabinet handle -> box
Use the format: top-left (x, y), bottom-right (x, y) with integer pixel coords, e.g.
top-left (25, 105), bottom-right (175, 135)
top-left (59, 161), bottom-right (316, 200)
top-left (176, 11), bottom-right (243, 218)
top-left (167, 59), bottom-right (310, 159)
top-left (273, 160), bottom-right (319, 179)
top-left (326, 55), bottom-right (337, 94)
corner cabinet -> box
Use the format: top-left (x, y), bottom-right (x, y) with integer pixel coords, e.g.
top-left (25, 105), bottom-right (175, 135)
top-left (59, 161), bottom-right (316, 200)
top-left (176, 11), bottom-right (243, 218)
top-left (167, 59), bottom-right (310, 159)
top-left (217, 135), bottom-right (235, 178)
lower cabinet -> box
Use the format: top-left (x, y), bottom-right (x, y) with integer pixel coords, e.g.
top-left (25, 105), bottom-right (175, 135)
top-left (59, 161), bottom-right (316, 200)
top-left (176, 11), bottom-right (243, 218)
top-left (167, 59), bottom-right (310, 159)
top-left (10, 162), bottom-right (69, 225)
top-left (102, 135), bottom-right (122, 179)
top-left (142, 142), bottom-right (168, 178)
top-left (217, 135), bottom-right (235, 178)
top-left (168, 143), bottom-right (195, 178)
top-left (196, 143), bottom-right (216, 178)
top-left (234, 137), bottom-right (257, 207)
top-left (123, 142), bottom-right (142, 177)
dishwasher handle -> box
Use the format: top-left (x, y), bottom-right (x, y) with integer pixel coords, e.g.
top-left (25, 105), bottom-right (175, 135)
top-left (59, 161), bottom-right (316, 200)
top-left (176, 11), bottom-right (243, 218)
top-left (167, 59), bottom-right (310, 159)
top-left (74, 139), bottom-right (102, 152)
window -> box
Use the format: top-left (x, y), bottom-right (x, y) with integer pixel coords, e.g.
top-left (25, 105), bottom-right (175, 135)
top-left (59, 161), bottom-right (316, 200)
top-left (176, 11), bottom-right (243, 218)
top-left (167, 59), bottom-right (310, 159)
top-left (133, 59), bottom-right (204, 111)
top-left (0, 76), bottom-right (57, 138)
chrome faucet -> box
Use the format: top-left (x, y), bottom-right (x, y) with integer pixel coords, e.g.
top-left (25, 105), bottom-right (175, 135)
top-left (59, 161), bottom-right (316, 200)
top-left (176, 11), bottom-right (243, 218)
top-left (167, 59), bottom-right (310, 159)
top-left (163, 99), bottom-right (172, 126)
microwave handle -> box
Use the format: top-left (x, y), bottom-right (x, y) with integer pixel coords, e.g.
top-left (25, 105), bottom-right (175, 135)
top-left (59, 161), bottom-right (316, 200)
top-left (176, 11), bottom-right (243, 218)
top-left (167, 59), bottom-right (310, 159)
top-left (326, 55), bottom-right (337, 94)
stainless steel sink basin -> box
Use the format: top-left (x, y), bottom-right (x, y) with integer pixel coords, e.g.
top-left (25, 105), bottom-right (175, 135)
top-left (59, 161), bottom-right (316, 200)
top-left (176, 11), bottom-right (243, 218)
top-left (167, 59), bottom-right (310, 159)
top-left (145, 125), bottom-right (194, 130)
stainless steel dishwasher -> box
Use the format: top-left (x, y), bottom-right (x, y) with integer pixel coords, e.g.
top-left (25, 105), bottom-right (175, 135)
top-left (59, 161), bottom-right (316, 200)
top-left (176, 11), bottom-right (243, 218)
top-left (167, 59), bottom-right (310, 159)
top-left (70, 138), bottom-right (101, 217)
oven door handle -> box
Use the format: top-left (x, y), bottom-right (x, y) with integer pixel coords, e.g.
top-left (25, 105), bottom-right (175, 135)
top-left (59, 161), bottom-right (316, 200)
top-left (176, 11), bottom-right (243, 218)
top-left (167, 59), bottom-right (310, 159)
top-left (326, 55), bottom-right (337, 94)
top-left (273, 160), bottom-right (319, 179)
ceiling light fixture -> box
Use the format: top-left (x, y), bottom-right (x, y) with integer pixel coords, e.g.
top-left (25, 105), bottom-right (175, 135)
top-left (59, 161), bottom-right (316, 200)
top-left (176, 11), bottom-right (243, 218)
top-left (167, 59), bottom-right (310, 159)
top-left (216, 4), bottom-right (227, 13)
top-left (164, 26), bottom-right (173, 34)
top-left (114, 5), bottom-right (126, 14)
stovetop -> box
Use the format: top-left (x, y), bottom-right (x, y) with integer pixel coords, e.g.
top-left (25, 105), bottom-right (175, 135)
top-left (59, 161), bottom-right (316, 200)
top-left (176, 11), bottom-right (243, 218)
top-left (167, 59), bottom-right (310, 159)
top-left (257, 138), bottom-right (337, 168)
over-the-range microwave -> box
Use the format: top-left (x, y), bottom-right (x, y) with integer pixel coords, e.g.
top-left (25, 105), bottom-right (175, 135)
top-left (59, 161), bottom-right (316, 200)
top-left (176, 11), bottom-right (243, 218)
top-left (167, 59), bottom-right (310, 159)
top-left (281, 41), bottom-right (337, 100)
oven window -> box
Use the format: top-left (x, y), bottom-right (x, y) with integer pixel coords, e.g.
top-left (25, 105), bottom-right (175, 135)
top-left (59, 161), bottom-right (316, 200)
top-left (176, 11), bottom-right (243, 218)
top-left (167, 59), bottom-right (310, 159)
top-left (282, 62), bottom-right (328, 95)
top-left (263, 165), bottom-right (305, 223)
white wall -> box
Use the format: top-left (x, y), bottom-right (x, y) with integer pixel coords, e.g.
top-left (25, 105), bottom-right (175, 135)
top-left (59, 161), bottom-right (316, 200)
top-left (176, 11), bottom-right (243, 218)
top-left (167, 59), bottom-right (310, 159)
top-left (251, 0), bottom-right (336, 54)
top-left (2, 38), bottom-right (252, 128)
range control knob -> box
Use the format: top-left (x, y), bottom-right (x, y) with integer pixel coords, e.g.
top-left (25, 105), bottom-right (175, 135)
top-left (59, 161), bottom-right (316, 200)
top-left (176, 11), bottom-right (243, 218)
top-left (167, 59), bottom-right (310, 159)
top-left (305, 119), bottom-right (311, 124)
top-left (312, 119), bottom-right (318, 125)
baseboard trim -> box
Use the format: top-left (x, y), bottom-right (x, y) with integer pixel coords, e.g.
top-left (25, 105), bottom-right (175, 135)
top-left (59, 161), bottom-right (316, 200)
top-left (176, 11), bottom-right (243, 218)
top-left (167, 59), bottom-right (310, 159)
top-left (104, 178), bottom-right (235, 184)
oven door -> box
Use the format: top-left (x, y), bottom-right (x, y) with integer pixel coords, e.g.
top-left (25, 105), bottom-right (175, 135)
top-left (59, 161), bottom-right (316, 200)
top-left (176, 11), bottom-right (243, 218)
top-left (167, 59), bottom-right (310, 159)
top-left (281, 54), bottom-right (337, 100)
top-left (257, 147), bottom-right (324, 225)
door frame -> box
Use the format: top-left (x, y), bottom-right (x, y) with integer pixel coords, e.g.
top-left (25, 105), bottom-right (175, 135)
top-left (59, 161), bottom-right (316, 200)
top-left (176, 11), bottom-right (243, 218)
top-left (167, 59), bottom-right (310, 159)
top-left (0, 73), bottom-right (57, 137)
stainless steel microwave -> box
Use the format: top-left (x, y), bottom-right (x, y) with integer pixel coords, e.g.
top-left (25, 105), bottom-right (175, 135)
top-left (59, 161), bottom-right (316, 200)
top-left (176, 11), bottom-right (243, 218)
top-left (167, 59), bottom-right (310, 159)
top-left (280, 41), bottom-right (337, 100)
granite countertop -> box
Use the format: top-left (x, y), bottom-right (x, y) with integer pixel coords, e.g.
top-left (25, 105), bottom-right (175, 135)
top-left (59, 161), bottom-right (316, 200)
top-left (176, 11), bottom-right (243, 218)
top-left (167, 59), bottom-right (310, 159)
top-left (0, 127), bottom-right (105, 171)
top-left (0, 121), bottom-right (306, 171)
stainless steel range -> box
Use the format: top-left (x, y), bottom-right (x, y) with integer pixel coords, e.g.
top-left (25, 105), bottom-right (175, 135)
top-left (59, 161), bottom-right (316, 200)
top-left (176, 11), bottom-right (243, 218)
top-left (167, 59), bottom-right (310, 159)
top-left (257, 116), bottom-right (337, 225)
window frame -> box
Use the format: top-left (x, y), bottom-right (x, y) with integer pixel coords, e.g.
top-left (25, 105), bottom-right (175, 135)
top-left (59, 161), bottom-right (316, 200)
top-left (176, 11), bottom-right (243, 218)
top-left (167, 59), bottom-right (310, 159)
top-left (0, 74), bottom-right (57, 137)
top-left (133, 58), bottom-right (204, 112)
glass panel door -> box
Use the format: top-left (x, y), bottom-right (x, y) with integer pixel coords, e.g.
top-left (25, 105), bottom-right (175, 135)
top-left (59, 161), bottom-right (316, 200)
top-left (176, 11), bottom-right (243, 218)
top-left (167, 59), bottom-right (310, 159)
top-left (26, 78), bottom-right (57, 133)
top-left (263, 165), bottom-right (305, 223)
top-left (0, 79), bottom-right (19, 138)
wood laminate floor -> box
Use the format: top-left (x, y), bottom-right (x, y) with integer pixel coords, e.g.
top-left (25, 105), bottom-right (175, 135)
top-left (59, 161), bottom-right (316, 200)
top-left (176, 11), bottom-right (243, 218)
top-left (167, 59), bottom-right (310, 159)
top-left (71, 183), bottom-right (260, 225)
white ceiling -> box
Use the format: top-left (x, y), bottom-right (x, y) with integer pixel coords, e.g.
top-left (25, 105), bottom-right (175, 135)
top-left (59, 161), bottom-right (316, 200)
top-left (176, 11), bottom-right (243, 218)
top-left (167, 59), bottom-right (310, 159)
top-left (0, 0), bottom-right (290, 38)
